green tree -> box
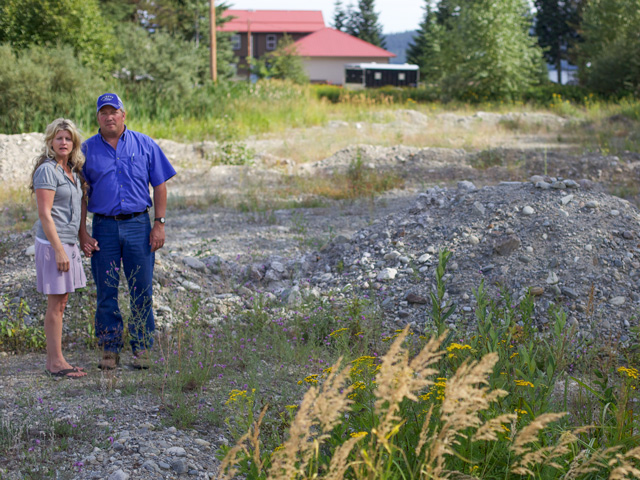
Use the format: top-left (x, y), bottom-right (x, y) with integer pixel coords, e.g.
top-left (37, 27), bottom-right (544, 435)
top-left (406, 1), bottom-right (443, 82)
top-left (332, 0), bottom-right (349, 31)
top-left (578, 0), bottom-right (640, 95)
top-left (114, 24), bottom-right (208, 103)
top-left (0, 0), bottom-right (117, 70)
top-left (534, 0), bottom-right (581, 84)
top-left (437, 0), bottom-right (544, 100)
top-left (252, 34), bottom-right (308, 84)
top-left (128, 0), bottom-right (235, 79)
top-left (350, 0), bottom-right (386, 48)
top-left (0, 44), bottom-right (102, 133)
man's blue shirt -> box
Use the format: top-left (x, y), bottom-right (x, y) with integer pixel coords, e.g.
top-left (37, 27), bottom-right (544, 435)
top-left (82, 127), bottom-right (176, 216)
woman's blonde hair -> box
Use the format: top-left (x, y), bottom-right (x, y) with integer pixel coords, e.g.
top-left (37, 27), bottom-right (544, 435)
top-left (29, 118), bottom-right (86, 193)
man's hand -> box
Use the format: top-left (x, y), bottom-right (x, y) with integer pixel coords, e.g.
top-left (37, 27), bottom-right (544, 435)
top-left (80, 230), bottom-right (99, 258)
top-left (150, 223), bottom-right (165, 252)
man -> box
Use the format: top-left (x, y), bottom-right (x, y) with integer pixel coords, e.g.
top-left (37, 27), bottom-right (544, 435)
top-left (80, 93), bottom-right (176, 370)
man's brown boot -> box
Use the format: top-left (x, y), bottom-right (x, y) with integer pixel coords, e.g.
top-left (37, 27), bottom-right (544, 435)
top-left (131, 350), bottom-right (151, 370)
top-left (98, 351), bottom-right (120, 370)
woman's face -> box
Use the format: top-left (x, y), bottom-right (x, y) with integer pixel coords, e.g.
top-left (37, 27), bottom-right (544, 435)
top-left (51, 130), bottom-right (73, 160)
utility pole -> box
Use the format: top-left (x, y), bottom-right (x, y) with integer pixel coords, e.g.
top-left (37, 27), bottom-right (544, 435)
top-left (210, 0), bottom-right (217, 82)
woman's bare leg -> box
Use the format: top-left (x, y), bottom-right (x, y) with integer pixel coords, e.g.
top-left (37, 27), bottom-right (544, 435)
top-left (45, 293), bottom-right (86, 377)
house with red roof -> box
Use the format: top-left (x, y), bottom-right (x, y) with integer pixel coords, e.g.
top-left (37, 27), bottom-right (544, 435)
top-left (219, 9), bottom-right (395, 84)
top-left (294, 27), bottom-right (395, 85)
top-left (220, 10), bottom-right (325, 77)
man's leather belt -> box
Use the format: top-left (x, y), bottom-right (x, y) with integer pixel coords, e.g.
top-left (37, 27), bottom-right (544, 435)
top-left (95, 208), bottom-right (148, 221)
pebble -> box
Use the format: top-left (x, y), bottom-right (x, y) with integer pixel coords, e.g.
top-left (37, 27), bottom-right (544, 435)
top-left (522, 206), bottom-right (535, 215)
top-left (610, 296), bottom-right (625, 306)
top-left (377, 268), bottom-right (397, 281)
top-left (108, 470), bottom-right (129, 480)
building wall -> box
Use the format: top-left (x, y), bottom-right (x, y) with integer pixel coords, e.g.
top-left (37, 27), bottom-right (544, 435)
top-left (301, 57), bottom-right (391, 85)
top-left (232, 32), bottom-right (309, 76)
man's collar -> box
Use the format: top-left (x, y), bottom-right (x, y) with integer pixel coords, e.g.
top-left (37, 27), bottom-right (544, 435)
top-left (98, 125), bottom-right (128, 143)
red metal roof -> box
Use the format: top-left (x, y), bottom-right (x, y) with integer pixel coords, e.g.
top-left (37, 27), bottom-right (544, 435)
top-left (294, 28), bottom-right (395, 58)
top-left (220, 10), bottom-right (325, 33)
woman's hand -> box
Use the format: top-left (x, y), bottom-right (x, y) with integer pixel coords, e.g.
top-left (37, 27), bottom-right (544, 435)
top-left (55, 248), bottom-right (70, 272)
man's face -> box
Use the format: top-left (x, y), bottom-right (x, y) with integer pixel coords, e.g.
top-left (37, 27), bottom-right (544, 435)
top-left (97, 106), bottom-right (126, 137)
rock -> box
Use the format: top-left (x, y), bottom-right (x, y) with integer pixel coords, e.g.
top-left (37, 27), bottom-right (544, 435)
top-left (457, 180), bottom-right (477, 192)
top-left (522, 206), bottom-right (535, 215)
top-left (493, 235), bottom-right (521, 256)
top-left (529, 286), bottom-right (544, 296)
top-left (610, 296), bottom-right (625, 306)
top-left (560, 195), bottom-right (574, 205)
top-left (377, 268), bottom-right (397, 281)
top-left (171, 458), bottom-right (189, 474)
top-left (166, 446), bottom-right (187, 457)
top-left (108, 470), bottom-right (129, 480)
top-left (25, 245), bottom-right (35, 256)
top-left (405, 292), bottom-right (428, 304)
top-left (472, 201), bottom-right (485, 215)
top-left (546, 272), bottom-right (559, 285)
top-left (183, 256), bottom-right (206, 271)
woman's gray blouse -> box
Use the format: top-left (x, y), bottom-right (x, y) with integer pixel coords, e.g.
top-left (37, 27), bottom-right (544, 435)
top-left (33, 160), bottom-right (82, 244)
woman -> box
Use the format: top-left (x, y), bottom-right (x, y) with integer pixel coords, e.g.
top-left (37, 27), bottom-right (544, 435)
top-left (30, 118), bottom-right (88, 378)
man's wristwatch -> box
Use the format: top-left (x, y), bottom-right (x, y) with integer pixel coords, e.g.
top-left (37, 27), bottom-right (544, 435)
top-left (154, 217), bottom-right (165, 224)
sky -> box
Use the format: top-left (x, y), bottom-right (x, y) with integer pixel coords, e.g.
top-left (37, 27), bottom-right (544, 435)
top-left (224, 0), bottom-right (424, 34)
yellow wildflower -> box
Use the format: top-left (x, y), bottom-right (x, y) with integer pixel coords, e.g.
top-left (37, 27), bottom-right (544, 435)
top-left (618, 367), bottom-right (639, 379)
top-left (515, 380), bottom-right (534, 388)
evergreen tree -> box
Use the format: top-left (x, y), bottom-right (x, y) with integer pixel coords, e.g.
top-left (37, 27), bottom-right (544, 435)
top-left (534, 0), bottom-right (581, 84)
top-left (437, 0), bottom-right (544, 99)
top-left (406, 1), bottom-right (442, 81)
top-left (353, 0), bottom-right (386, 48)
top-left (332, 0), bottom-right (348, 31)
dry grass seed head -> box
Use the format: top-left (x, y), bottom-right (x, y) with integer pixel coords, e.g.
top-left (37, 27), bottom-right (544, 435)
top-left (324, 436), bottom-right (363, 480)
top-left (565, 443), bottom-right (623, 479)
top-left (268, 358), bottom-right (353, 479)
top-left (473, 413), bottom-right (518, 442)
top-left (217, 405), bottom-right (269, 480)
top-left (509, 412), bottom-right (568, 476)
top-left (422, 353), bottom-right (504, 478)
top-left (216, 431), bottom-right (251, 480)
top-left (374, 328), bottom-right (444, 442)
top-left (608, 446), bottom-right (640, 480)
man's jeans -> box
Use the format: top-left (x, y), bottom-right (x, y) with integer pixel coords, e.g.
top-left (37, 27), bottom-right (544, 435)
top-left (91, 212), bottom-right (155, 354)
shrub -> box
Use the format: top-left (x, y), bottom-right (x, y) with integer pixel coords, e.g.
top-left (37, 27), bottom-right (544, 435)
top-left (0, 44), bottom-right (102, 133)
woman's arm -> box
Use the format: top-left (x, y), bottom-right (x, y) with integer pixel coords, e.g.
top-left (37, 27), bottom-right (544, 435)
top-left (36, 188), bottom-right (70, 272)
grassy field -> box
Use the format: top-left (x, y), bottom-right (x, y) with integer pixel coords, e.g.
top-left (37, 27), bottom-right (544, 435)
top-left (2, 86), bottom-right (640, 478)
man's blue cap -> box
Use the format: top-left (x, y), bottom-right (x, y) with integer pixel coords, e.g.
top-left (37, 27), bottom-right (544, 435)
top-left (96, 93), bottom-right (124, 113)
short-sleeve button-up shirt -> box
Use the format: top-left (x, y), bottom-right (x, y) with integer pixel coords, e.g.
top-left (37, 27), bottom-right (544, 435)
top-left (82, 127), bottom-right (176, 216)
top-left (33, 160), bottom-right (83, 244)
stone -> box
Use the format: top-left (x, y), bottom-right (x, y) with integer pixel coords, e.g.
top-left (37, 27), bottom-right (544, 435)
top-left (560, 195), bottom-right (574, 205)
top-left (522, 206), bottom-right (534, 215)
top-left (610, 296), bottom-right (625, 306)
top-left (546, 272), bottom-right (559, 285)
top-left (529, 286), bottom-right (544, 296)
top-left (171, 458), bottom-right (189, 474)
top-left (108, 470), bottom-right (129, 480)
top-left (183, 256), bottom-right (206, 271)
top-left (377, 268), bottom-right (397, 281)
top-left (417, 253), bottom-right (432, 264)
top-left (166, 446), bottom-right (187, 457)
top-left (405, 292), bottom-right (428, 304)
top-left (493, 235), bottom-right (521, 256)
